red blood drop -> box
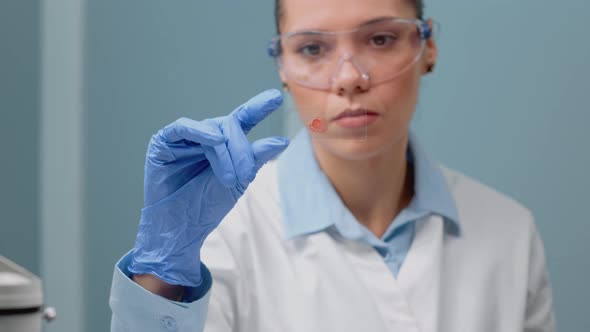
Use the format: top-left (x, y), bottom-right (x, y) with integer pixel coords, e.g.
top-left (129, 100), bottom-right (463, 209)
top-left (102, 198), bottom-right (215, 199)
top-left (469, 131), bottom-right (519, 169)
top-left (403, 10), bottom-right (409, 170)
top-left (309, 118), bottom-right (326, 133)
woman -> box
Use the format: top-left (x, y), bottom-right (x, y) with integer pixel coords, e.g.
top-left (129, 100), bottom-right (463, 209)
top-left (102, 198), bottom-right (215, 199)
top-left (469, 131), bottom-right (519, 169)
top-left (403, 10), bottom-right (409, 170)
top-left (110, 0), bottom-right (556, 331)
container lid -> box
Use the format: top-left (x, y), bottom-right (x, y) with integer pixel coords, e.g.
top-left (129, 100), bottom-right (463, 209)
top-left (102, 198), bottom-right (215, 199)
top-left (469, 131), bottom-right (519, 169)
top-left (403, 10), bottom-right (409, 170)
top-left (0, 256), bottom-right (43, 310)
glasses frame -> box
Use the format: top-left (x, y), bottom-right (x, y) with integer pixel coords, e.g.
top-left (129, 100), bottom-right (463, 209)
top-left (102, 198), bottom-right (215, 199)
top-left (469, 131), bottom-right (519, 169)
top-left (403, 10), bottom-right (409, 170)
top-left (266, 18), bottom-right (433, 90)
top-left (267, 18), bottom-right (432, 58)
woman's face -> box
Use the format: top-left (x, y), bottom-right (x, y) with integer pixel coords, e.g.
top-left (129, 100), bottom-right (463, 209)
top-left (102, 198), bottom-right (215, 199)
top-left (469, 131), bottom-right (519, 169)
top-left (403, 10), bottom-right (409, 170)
top-left (279, 0), bottom-right (437, 160)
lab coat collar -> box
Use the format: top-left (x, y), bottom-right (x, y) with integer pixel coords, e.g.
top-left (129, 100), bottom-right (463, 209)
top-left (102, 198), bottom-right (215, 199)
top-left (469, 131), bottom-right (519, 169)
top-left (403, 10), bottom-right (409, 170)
top-left (406, 131), bottom-right (461, 235)
top-left (277, 129), bottom-right (460, 239)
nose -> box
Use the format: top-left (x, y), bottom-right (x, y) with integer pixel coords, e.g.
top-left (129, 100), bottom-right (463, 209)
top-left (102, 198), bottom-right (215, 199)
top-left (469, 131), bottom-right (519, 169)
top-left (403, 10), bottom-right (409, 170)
top-left (330, 54), bottom-right (370, 95)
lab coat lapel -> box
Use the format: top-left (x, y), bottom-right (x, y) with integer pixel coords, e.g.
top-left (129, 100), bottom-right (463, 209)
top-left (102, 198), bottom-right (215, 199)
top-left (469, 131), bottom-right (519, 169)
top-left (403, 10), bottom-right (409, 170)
top-left (397, 215), bottom-right (445, 332)
top-left (339, 237), bottom-right (422, 331)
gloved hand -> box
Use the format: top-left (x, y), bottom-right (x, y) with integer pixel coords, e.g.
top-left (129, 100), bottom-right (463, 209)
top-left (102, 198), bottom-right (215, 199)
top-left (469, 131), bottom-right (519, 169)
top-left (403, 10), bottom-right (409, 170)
top-left (128, 89), bottom-right (289, 287)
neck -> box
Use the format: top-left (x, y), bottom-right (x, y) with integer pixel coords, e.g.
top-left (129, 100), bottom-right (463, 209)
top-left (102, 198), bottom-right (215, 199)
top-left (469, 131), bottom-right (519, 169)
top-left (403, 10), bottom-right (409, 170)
top-left (312, 136), bottom-right (414, 239)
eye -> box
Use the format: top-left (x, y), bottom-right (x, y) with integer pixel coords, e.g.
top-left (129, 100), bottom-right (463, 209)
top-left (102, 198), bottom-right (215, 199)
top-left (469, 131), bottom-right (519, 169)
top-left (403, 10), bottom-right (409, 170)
top-left (369, 34), bottom-right (397, 47)
top-left (297, 43), bottom-right (324, 57)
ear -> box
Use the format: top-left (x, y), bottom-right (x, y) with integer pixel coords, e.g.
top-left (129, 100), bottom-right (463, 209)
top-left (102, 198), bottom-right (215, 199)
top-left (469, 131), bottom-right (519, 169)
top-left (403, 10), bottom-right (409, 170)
top-left (423, 19), bottom-right (438, 74)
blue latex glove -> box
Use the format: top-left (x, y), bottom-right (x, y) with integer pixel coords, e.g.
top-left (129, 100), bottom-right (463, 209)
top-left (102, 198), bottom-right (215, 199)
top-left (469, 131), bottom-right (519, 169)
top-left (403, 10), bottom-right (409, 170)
top-left (128, 89), bottom-right (289, 287)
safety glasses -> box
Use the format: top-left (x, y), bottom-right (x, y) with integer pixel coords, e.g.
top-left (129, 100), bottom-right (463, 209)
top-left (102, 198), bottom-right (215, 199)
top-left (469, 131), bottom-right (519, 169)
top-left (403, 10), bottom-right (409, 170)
top-left (268, 17), bottom-right (432, 90)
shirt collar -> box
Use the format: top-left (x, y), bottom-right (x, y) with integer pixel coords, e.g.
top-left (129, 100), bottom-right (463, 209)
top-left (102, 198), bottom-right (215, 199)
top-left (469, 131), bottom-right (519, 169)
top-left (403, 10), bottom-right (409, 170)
top-left (277, 130), bottom-right (460, 239)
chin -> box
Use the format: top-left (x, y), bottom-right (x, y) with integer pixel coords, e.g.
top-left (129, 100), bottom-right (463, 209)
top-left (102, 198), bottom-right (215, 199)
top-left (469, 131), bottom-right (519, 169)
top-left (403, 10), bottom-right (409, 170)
top-left (313, 130), bottom-right (407, 162)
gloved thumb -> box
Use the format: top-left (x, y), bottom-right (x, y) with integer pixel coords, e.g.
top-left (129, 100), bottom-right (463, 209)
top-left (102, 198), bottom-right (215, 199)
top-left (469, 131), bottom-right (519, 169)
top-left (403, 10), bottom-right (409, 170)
top-left (252, 136), bottom-right (290, 170)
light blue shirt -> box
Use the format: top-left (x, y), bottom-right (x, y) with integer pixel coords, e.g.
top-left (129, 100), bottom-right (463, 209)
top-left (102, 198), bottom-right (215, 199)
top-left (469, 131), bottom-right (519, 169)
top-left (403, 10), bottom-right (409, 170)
top-left (110, 130), bottom-right (461, 331)
top-left (277, 130), bottom-right (461, 277)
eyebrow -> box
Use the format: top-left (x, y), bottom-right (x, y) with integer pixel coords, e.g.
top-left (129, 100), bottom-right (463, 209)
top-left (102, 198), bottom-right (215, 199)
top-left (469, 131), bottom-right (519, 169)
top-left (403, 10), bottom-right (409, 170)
top-left (285, 16), bottom-right (403, 37)
top-left (358, 16), bottom-right (400, 28)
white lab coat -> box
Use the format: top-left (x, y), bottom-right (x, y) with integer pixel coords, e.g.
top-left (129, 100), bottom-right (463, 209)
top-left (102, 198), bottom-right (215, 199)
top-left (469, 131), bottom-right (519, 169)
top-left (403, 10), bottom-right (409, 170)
top-left (110, 160), bottom-right (556, 332)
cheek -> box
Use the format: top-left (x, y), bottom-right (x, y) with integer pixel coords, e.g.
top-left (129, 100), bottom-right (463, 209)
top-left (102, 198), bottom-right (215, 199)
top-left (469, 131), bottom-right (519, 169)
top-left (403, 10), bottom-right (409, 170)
top-left (288, 86), bottom-right (328, 124)
top-left (378, 69), bottom-right (422, 121)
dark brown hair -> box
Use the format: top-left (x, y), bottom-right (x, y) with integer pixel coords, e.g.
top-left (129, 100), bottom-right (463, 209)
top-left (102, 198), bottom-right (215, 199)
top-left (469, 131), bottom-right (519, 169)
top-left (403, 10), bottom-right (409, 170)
top-left (274, 0), bottom-right (425, 33)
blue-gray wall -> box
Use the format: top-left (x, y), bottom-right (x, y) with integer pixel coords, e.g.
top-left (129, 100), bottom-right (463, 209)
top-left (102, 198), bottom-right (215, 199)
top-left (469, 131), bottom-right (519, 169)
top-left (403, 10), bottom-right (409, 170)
top-left (0, 0), bottom-right (40, 275)
top-left (413, 2), bottom-right (589, 331)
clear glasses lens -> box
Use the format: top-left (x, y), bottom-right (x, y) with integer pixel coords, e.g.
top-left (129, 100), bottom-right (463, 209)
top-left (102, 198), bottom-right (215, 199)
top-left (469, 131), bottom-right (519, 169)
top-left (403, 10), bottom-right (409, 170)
top-left (278, 19), bottom-right (426, 90)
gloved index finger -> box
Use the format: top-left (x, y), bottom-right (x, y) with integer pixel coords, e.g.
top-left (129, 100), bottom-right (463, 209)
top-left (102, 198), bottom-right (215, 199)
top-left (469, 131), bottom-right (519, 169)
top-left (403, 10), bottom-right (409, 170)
top-left (230, 89), bottom-right (284, 134)
top-left (160, 117), bottom-right (226, 146)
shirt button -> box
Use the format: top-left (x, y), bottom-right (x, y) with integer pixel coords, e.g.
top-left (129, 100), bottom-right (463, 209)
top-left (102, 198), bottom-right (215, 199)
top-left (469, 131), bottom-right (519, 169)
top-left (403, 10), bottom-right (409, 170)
top-left (160, 316), bottom-right (177, 331)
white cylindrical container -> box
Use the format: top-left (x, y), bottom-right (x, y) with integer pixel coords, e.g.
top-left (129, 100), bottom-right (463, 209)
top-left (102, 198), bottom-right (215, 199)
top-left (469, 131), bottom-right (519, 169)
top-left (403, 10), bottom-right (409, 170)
top-left (0, 256), bottom-right (55, 332)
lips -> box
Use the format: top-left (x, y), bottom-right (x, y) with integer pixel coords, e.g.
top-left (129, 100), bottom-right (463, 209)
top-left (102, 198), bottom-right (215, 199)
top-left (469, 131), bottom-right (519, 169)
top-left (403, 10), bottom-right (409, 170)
top-left (331, 108), bottom-right (379, 121)
top-left (330, 108), bottom-right (380, 129)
